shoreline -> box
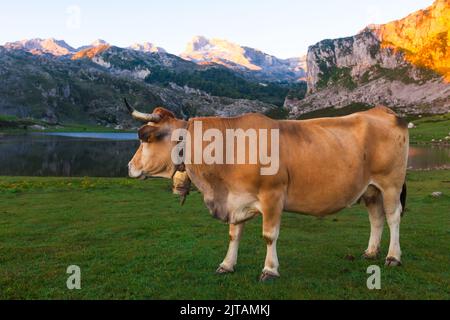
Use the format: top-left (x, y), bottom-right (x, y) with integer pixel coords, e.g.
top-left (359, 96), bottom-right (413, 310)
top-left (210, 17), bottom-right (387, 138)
top-left (1, 112), bottom-right (449, 146)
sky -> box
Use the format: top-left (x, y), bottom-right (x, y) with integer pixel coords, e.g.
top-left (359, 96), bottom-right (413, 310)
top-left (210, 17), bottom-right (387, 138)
top-left (0, 0), bottom-right (434, 58)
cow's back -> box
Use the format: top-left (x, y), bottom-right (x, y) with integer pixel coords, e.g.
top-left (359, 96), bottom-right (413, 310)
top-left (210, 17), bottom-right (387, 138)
top-left (281, 106), bottom-right (409, 215)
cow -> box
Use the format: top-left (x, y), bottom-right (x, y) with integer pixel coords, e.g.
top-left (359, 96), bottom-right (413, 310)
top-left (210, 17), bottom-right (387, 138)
top-left (125, 99), bottom-right (409, 281)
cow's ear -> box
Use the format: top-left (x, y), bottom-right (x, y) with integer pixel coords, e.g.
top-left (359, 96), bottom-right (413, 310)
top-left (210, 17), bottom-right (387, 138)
top-left (138, 125), bottom-right (166, 142)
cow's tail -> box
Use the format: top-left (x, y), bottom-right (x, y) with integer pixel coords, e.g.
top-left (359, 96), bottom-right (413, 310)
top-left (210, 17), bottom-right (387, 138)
top-left (400, 183), bottom-right (407, 217)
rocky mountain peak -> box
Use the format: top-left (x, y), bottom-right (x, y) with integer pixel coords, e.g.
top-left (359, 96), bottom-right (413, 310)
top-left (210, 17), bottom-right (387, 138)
top-left (186, 36), bottom-right (211, 52)
top-left (181, 36), bottom-right (306, 82)
top-left (181, 36), bottom-right (261, 71)
top-left (369, 0), bottom-right (449, 81)
top-left (4, 38), bottom-right (75, 56)
top-left (91, 39), bottom-right (109, 47)
top-left (76, 39), bottom-right (110, 51)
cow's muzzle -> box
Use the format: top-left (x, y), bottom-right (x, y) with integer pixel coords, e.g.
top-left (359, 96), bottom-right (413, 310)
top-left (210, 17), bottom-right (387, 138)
top-left (128, 162), bottom-right (145, 179)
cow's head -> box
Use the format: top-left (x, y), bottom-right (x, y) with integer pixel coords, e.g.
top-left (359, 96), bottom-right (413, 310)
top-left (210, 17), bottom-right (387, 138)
top-left (125, 99), bottom-right (187, 179)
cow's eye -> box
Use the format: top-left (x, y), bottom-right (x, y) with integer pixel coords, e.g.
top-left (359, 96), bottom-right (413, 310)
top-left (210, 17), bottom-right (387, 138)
top-left (138, 125), bottom-right (167, 142)
top-left (153, 131), bottom-right (167, 141)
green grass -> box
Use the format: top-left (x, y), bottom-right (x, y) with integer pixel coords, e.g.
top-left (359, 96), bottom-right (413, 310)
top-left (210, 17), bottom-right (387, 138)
top-left (42, 124), bottom-right (134, 133)
top-left (409, 113), bottom-right (450, 145)
top-left (0, 116), bottom-right (36, 131)
top-left (0, 115), bottom-right (20, 122)
top-left (0, 116), bottom-right (134, 134)
top-left (0, 171), bottom-right (449, 300)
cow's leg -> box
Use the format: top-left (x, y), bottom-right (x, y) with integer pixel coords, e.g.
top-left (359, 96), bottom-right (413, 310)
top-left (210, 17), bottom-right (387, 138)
top-left (216, 223), bottom-right (245, 274)
top-left (363, 187), bottom-right (385, 259)
top-left (260, 195), bottom-right (283, 281)
top-left (382, 188), bottom-right (403, 266)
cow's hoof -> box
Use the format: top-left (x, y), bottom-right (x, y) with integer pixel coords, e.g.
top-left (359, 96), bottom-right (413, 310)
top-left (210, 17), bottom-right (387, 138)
top-left (363, 251), bottom-right (380, 260)
top-left (259, 271), bottom-right (280, 282)
top-left (385, 256), bottom-right (402, 267)
top-left (216, 265), bottom-right (234, 274)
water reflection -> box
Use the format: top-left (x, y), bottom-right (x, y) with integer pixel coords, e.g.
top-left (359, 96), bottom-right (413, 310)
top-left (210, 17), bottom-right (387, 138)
top-left (0, 133), bottom-right (448, 177)
top-left (34, 132), bottom-right (138, 140)
top-left (407, 146), bottom-right (450, 170)
top-left (0, 133), bottom-right (139, 177)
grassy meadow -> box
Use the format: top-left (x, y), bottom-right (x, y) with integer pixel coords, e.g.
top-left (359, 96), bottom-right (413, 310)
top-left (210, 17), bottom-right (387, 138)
top-left (0, 170), bottom-right (449, 300)
top-left (0, 114), bottom-right (135, 134)
top-left (408, 113), bottom-right (450, 145)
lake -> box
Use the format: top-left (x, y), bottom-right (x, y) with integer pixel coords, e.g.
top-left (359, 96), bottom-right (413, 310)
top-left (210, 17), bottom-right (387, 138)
top-left (0, 133), bottom-right (139, 177)
top-left (0, 133), bottom-right (448, 177)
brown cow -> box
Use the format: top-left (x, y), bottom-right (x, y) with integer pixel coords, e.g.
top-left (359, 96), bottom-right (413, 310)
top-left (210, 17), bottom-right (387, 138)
top-left (126, 100), bottom-right (408, 281)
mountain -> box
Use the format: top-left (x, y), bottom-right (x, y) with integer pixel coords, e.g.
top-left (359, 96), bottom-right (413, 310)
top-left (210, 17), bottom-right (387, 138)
top-left (4, 38), bottom-right (76, 56)
top-left (181, 36), bottom-right (306, 82)
top-left (287, 0), bottom-right (450, 118)
top-left (0, 46), bottom-right (281, 127)
top-left (1, 36), bottom-right (304, 114)
top-left (71, 44), bottom-right (203, 76)
top-left (129, 42), bottom-right (166, 53)
top-left (69, 44), bottom-right (299, 106)
top-left (287, 56), bottom-right (308, 75)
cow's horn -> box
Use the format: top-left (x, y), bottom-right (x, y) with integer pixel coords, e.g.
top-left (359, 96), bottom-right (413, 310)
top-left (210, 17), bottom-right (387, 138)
top-left (124, 98), bottom-right (162, 123)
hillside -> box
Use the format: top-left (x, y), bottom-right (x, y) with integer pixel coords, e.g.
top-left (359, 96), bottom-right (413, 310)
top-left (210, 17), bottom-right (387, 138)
top-left (0, 47), bottom-right (281, 128)
top-left (72, 45), bottom-right (301, 106)
top-left (0, 34), bottom-right (309, 127)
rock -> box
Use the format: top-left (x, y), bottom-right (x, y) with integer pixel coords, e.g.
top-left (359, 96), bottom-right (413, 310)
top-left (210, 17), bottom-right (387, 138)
top-left (431, 192), bottom-right (443, 198)
top-left (29, 124), bottom-right (46, 130)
